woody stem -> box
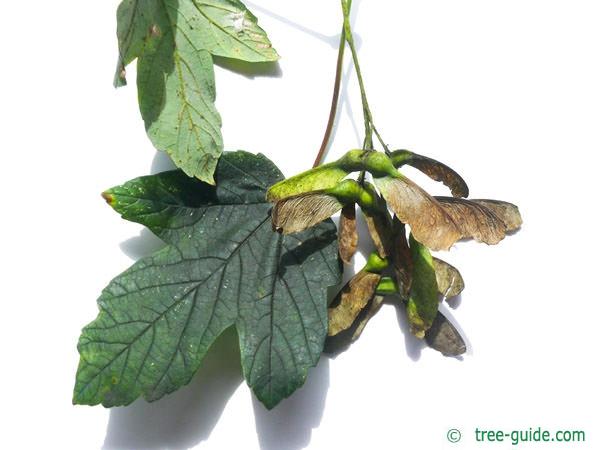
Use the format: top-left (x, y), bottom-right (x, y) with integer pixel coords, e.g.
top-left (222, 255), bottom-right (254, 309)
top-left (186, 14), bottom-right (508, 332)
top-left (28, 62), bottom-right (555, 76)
top-left (313, 29), bottom-right (346, 168)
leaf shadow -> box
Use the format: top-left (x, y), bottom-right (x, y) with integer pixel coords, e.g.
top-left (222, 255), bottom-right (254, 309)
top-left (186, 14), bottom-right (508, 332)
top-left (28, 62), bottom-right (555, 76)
top-left (391, 299), bottom-right (471, 361)
top-left (102, 328), bottom-right (244, 450)
top-left (252, 357), bottom-right (330, 450)
top-left (243, 0), bottom-right (341, 48)
top-left (119, 228), bottom-right (165, 260)
top-left (280, 226), bottom-right (338, 271)
top-left (150, 151), bottom-right (177, 174)
top-left (391, 300), bottom-right (427, 361)
top-left (446, 293), bottom-right (463, 310)
top-left (213, 56), bottom-right (282, 79)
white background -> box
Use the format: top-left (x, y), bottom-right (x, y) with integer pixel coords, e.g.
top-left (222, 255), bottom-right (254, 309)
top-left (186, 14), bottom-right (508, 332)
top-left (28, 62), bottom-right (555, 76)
top-left (2, 1), bottom-right (599, 449)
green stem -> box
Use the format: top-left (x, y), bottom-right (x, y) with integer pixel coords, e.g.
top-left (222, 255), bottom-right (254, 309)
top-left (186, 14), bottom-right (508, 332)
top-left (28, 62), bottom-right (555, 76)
top-left (313, 0), bottom-right (391, 167)
top-left (341, 0), bottom-right (390, 154)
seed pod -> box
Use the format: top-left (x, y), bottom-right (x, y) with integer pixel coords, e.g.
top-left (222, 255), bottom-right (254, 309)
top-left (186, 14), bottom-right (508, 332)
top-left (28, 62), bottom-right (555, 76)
top-left (406, 234), bottom-right (439, 338)
top-left (266, 163), bottom-right (350, 202)
top-left (358, 182), bottom-right (393, 258)
top-left (435, 196), bottom-right (509, 245)
top-left (364, 213), bottom-right (391, 258)
top-left (271, 179), bottom-right (379, 235)
top-left (324, 295), bottom-right (385, 354)
top-left (328, 269), bottom-right (382, 336)
top-left (362, 151), bottom-right (399, 177)
top-left (272, 192), bottom-right (343, 234)
top-left (364, 252), bottom-right (389, 273)
top-left (374, 175), bottom-right (462, 251)
top-left (433, 258), bottom-right (465, 299)
top-left (389, 150), bottom-right (469, 198)
top-left (390, 217), bottom-right (413, 298)
top-left (338, 203), bottom-right (358, 264)
top-left (425, 312), bottom-right (467, 356)
top-left (469, 199), bottom-right (522, 231)
top-left (374, 277), bottom-right (398, 295)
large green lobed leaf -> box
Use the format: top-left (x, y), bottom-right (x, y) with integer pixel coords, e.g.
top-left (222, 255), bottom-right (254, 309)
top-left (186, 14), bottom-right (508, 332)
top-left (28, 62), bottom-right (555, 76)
top-left (74, 152), bottom-right (341, 409)
top-left (114, 0), bottom-right (279, 183)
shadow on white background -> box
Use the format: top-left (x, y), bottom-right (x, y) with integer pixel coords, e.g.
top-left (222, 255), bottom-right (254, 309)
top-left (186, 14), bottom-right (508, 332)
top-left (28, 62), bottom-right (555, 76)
top-left (103, 328), bottom-right (243, 450)
top-left (103, 332), bottom-right (330, 450)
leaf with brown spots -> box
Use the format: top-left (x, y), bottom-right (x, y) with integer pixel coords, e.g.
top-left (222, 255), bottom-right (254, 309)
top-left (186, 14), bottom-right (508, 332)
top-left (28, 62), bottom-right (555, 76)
top-left (115, 0), bottom-right (279, 183)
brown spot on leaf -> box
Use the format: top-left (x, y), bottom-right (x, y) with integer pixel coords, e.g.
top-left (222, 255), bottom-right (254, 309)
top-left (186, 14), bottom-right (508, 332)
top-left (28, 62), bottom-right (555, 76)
top-left (149, 24), bottom-right (161, 38)
top-left (101, 191), bottom-right (115, 206)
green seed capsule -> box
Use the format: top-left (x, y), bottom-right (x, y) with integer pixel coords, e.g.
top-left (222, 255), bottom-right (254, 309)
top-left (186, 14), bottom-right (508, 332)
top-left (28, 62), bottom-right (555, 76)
top-left (375, 277), bottom-right (399, 295)
top-left (363, 152), bottom-right (398, 177)
top-left (365, 252), bottom-right (388, 273)
top-left (266, 163), bottom-right (349, 202)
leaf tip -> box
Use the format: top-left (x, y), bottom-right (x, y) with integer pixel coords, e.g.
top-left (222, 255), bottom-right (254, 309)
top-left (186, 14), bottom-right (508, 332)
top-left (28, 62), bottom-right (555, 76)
top-left (71, 387), bottom-right (89, 407)
top-left (113, 65), bottom-right (127, 88)
top-left (101, 191), bottom-right (115, 206)
top-left (258, 397), bottom-right (279, 411)
top-left (194, 172), bottom-right (216, 186)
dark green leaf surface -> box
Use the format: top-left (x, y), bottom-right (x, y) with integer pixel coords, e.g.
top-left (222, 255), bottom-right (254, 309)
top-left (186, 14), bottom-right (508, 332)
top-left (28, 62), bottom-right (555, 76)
top-left (114, 0), bottom-right (278, 182)
top-left (74, 152), bottom-right (341, 409)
